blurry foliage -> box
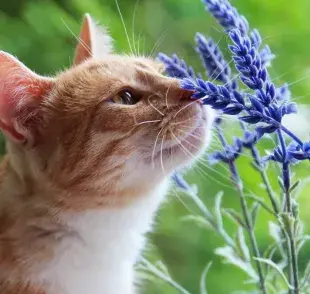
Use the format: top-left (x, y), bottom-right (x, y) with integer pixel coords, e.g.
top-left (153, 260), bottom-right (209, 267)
top-left (1, 0), bottom-right (310, 293)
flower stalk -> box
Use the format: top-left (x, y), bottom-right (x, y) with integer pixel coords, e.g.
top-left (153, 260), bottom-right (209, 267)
top-left (214, 123), bottom-right (267, 293)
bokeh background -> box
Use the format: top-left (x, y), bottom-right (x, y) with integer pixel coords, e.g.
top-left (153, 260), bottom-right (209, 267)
top-left (1, 0), bottom-right (310, 293)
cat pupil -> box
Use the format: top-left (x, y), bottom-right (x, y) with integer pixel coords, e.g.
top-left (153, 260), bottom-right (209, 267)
top-left (113, 90), bottom-right (139, 105)
top-left (122, 91), bottom-right (133, 104)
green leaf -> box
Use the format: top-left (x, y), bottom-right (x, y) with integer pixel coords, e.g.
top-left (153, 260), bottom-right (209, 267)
top-left (181, 215), bottom-right (213, 230)
top-left (289, 180), bottom-right (300, 193)
top-left (224, 208), bottom-right (248, 230)
top-left (278, 212), bottom-right (295, 237)
top-left (235, 228), bottom-right (250, 262)
top-left (140, 258), bottom-right (192, 294)
top-left (214, 191), bottom-right (224, 230)
top-left (269, 221), bottom-right (282, 243)
top-left (291, 199), bottom-right (300, 220)
top-left (155, 260), bottom-right (170, 276)
top-left (215, 246), bottom-right (258, 281)
top-left (251, 161), bottom-right (262, 172)
top-left (301, 260), bottom-right (310, 290)
top-left (250, 202), bottom-right (260, 227)
top-left (254, 257), bottom-right (294, 290)
top-left (277, 176), bottom-right (285, 192)
top-left (200, 262), bottom-right (212, 294)
top-left (245, 194), bottom-right (276, 216)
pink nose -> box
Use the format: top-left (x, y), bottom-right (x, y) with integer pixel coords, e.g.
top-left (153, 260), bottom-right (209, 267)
top-left (178, 88), bottom-right (194, 100)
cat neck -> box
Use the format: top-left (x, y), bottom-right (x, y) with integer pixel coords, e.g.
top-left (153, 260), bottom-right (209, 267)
top-left (0, 155), bottom-right (170, 294)
top-left (33, 180), bottom-right (169, 294)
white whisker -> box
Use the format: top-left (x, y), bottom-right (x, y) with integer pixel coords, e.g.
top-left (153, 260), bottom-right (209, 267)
top-left (165, 84), bottom-right (173, 110)
top-left (150, 29), bottom-right (169, 58)
top-left (148, 95), bottom-right (164, 116)
top-left (152, 128), bottom-right (164, 169)
top-left (170, 131), bottom-right (194, 159)
top-left (132, 0), bottom-right (140, 56)
top-left (173, 100), bottom-right (197, 118)
top-left (61, 19), bottom-right (91, 57)
top-left (160, 130), bottom-right (167, 173)
top-left (171, 117), bottom-right (200, 126)
top-left (136, 119), bottom-right (162, 126)
top-left (115, 0), bottom-right (134, 55)
top-left (171, 187), bottom-right (194, 214)
top-left (177, 129), bottom-right (205, 142)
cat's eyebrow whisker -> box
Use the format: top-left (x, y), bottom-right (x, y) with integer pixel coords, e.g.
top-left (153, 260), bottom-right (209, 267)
top-left (148, 95), bottom-right (164, 116)
top-left (61, 19), bottom-right (91, 57)
top-left (137, 33), bottom-right (142, 56)
top-left (115, 0), bottom-right (134, 56)
top-left (149, 29), bottom-right (169, 58)
top-left (135, 119), bottom-right (162, 126)
top-left (210, 58), bottom-right (234, 84)
top-left (131, 0), bottom-right (140, 56)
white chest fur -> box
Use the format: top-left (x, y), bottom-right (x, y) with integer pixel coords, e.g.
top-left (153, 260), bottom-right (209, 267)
top-left (33, 181), bottom-right (169, 294)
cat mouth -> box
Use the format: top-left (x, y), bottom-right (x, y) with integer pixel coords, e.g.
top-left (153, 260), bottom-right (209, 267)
top-left (151, 117), bottom-right (206, 164)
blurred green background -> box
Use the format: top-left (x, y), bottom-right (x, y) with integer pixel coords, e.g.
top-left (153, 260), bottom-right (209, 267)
top-left (1, 0), bottom-right (310, 293)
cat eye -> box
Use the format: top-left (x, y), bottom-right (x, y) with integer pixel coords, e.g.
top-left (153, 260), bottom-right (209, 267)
top-left (111, 90), bottom-right (140, 105)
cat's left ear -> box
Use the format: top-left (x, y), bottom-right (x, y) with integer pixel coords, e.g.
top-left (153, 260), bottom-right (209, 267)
top-left (0, 51), bottom-right (54, 144)
top-left (74, 13), bottom-right (113, 65)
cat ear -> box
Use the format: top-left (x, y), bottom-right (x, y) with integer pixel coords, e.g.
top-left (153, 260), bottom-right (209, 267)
top-left (74, 13), bottom-right (113, 65)
top-left (0, 51), bottom-right (54, 144)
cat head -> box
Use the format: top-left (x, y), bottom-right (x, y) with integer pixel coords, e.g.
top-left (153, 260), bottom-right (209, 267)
top-left (0, 15), bottom-right (214, 208)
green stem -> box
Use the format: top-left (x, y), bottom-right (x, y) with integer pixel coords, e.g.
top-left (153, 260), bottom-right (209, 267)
top-left (277, 130), bottom-right (299, 293)
top-left (250, 146), bottom-right (295, 293)
top-left (249, 146), bottom-right (279, 214)
top-left (285, 190), bottom-right (300, 294)
top-left (236, 182), bottom-right (267, 294)
top-left (215, 124), bottom-right (267, 293)
top-left (189, 191), bottom-right (235, 248)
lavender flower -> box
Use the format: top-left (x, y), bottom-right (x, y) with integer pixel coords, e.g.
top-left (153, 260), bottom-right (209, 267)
top-left (195, 33), bottom-right (231, 83)
top-left (203, 0), bottom-right (249, 34)
top-left (157, 53), bottom-right (197, 79)
top-left (154, 0), bottom-right (310, 293)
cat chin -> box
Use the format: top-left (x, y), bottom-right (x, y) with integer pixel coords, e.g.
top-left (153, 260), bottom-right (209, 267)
top-left (150, 105), bottom-right (215, 173)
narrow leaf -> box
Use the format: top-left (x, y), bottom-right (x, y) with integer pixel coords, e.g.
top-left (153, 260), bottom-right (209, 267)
top-left (181, 215), bottom-right (213, 230)
top-left (250, 202), bottom-right (260, 227)
top-left (254, 257), bottom-right (294, 290)
top-left (216, 246), bottom-right (258, 281)
top-left (224, 209), bottom-right (248, 230)
top-left (289, 180), bottom-right (300, 193)
top-left (214, 191), bottom-right (224, 230)
top-left (301, 260), bottom-right (310, 289)
top-left (245, 194), bottom-right (276, 216)
top-left (200, 262), bottom-right (212, 294)
top-left (236, 228), bottom-right (251, 261)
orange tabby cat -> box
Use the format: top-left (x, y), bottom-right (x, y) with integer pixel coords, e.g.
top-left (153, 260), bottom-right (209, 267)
top-left (0, 14), bottom-right (214, 294)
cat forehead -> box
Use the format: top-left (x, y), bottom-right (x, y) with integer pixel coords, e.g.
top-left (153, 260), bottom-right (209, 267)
top-left (85, 56), bottom-right (164, 76)
top-left (51, 55), bottom-right (176, 112)
top-left (57, 56), bottom-right (169, 94)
